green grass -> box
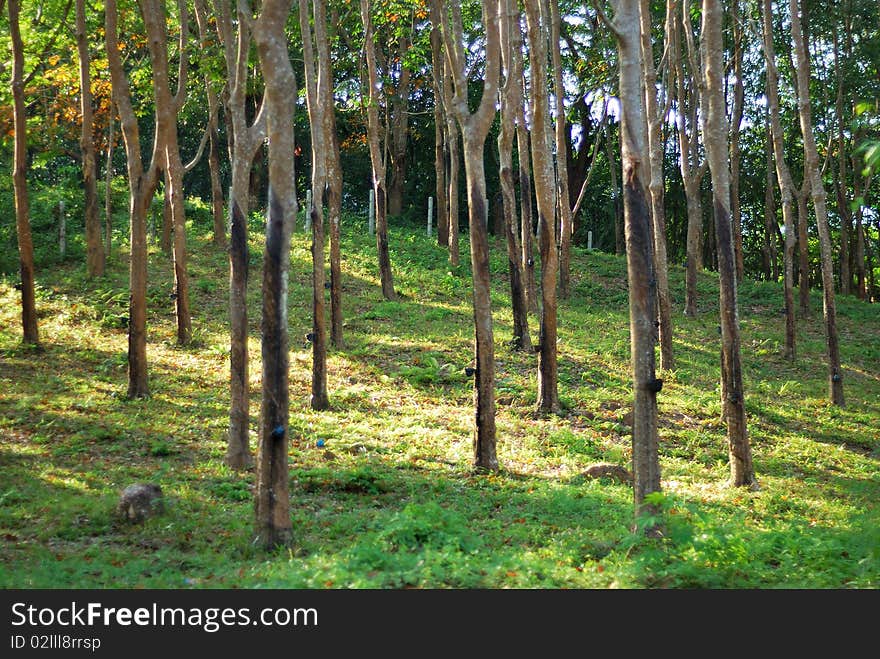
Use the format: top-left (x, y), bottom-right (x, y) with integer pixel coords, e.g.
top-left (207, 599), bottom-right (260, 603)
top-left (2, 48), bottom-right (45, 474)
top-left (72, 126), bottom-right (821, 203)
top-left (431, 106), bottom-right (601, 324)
top-left (0, 211), bottom-right (878, 589)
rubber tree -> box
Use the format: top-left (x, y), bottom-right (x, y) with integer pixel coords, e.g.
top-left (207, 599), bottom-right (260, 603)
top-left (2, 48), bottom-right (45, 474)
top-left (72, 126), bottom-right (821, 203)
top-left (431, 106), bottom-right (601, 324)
top-left (252, 0), bottom-right (297, 550)
top-left (9, 0), bottom-right (39, 345)
top-left (75, 0), bottom-right (105, 278)
top-left (601, 0), bottom-right (662, 524)
top-left (360, 0), bottom-right (397, 300)
top-left (434, 0), bottom-right (502, 470)
top-left (213, 0), bottom-right (267, 468)
top-left (639, 0), bottom-right (674, 370)
top-left (761, 0), bottom-right (797, 360)
top-left (791, 0), bottom-right (845, 406)
top-left (701, 0), bottom-right (756, 488)
top-left (106, 0), bottom-right (161, 397)
top-left (498, 0), bottom-right (532, 352)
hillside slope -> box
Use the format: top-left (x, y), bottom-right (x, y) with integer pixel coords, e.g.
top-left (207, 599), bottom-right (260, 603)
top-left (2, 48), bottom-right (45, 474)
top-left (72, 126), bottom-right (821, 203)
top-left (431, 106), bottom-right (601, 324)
top-left (1, 215), bottom-right (878, 588)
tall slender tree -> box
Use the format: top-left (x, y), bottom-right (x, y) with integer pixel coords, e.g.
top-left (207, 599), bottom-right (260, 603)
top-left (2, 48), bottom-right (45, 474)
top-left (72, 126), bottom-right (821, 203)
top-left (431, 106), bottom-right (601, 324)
top-left (75, 0), bottom-right (105, 278)
top-left (600, 0), bottom-right (661, 523)
top-left (525, 0), bottom-right (560, 414)
top-left (639, 0), bottom-right (674, 370)
top-left (106, 0), bottom-right (161, 397)
top-left (761, 0), bottom-right (797, 360)
top-left (701, 0), bottom-right (756, 488)
top-left (9, 0), bottom-right (39, 346)
top-left (252, 0), bottom-right (297, 550)
top-left (550, 0), bottom-right (573, 299)
top-left (498, 0), bottom-right (532, 351)
top-left (435, 0), bottom-right (502, 470)
top-left (672, 0), bottom-right (707, 317)
top-left (361, 0), bottom-right (398, 299)
top-left (213, 0), bottom-right (267, 468)
top-left (790, 0), bottom-right (844, 406)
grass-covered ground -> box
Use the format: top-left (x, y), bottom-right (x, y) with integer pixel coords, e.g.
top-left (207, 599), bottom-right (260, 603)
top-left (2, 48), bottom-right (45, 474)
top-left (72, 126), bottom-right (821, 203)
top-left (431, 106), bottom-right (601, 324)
top-left (1, 210), bottom-right (878, 589)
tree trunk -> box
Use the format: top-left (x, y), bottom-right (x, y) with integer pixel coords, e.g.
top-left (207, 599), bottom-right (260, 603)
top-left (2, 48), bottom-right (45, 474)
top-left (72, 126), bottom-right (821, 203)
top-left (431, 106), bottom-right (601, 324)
top-left (214, 0), bottom-right (265, 469)
top-left (762, 109), bottom-right (776, 281)
top-left (791, 0), bottom-right (844, 406)
top-left (361, 0), bottom-right (397, 299)
top-left (834, 26), bottom-right (850, 296)
top-left (141, 0), bottom-right (192, 346)
top-left (610, 0), bottom-right (661, 524)
top-left (253, 0), bottom-right (297, 550)
top-left (301, 0), bottom-right (330, 410)
top-left (550, 0), bottom-right (572, 299)
top-left (729, 0), bottom-right (745, 283)
top-left (761, 0), bottom-right (796, 360)
top-left (525, 0), bottom-right (560, 415)
top-left (387, 35), bottom-right (412, 217)
top-left (430, 25), bottom-right (449, 248)
top-left (105, 112), bottom-right (114, 259)
top-left (9, 0), bottom-right (39, 346)
top-left (499, 0), bottom-right (532, 352)
top-left (510, 20), bottom-right (536, 312)
top-left (796, 182), bottom-right (811, 316)
top-left (106, 0), bottom-right (160, 398)
top-left (316, 1), bottom-right (344, 349)
top-left (435, 0), bottom-right (501, 470)
top-left (639, 0), bottom-right (674, 370)
top-left (76, 0), bottom-right (105, 278)
top-left (673, 0), bottom-right (706, 316)
top-left (701, 0), bottom-right (756, 488)
top-left (606, 132), bottom-right (625, 256)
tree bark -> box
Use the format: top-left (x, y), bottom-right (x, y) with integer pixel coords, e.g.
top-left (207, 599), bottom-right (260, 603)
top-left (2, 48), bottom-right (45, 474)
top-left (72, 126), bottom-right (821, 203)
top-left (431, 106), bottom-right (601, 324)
top-left (214, 0), bottom-right (266, 469)
top-left (315, 0), bottom-right (344, 349)
top-left (76, 0), bottom-right (105, 278)
top-left (141, 0), bottom-right (192, 345)
top-left (105, 112), bottom-right (114, 259)
top-left (430, 25), bottom-right (449, 248)
top-left (106, 0), bottom-right (161, 398)
top-left (761, 0), bottom-right (796, 360)
top-left (387, 35), bottom-right (412, 217)
top-left (796, 182), bottom-right (811, 315)
top-left (525, 0), bottom-right (560, 415)
top-left (301, 0), bottom-right (330, 410)
top-left (9, 0), bottom-right (39, 346)
top-left (702, 0), bottom-right (756, 488)
top-left (639, 0), bottom-right (674, 370)
top-left (436, 0), bottom-right (501, 470)
top-left (607, 0), bottom-right (661, 524)
top-left (791, 0), bottom-right (844, 406)
top-left (253, 0), bottom-right (297, 550)
top-left (729, 0), bottom-right (745, 283)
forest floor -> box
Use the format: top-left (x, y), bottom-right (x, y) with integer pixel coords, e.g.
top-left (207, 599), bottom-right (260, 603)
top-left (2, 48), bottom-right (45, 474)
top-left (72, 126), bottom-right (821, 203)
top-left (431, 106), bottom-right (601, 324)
top-left (1, 211), bottom-right (878, 588)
